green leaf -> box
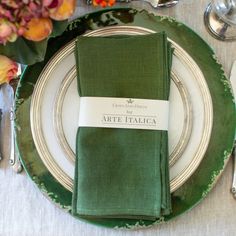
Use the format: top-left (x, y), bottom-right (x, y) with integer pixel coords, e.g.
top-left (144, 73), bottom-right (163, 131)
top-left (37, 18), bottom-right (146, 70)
top-left (0, 38), bottom-right (48, 65)
top-left (0, 20), bottom-right (68, 65)
top-left (51, 20), bottom-right (69, 38)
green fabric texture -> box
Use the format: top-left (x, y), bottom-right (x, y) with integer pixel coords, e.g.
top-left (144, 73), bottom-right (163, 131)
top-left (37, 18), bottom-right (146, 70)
top-left (72, 32), bottom-right (172, 220)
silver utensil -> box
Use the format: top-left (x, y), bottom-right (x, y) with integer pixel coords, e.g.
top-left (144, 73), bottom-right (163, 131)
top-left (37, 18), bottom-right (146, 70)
top-left (9, 85), bottom-right (15, 166)
top-left (204, 0), bottom-right (236, 41)
top-left (7, 64), bottom-right (23, 173)
top-left (142, 0), bottom-right (179, 8)
top-left (0, 82), bottom-right (22, 172)
top-left (0, 108), bottom-right (2, 161)
top-left (230, 60), bottom-right (236, 197)
top-left (8, 83), bottom-right (23, 173)
top-left (86, 0), bottom-right (179, 8)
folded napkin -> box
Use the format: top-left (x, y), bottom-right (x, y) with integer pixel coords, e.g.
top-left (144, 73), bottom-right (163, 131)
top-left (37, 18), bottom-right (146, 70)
top-left (72, 32), bottom-right (172, 220)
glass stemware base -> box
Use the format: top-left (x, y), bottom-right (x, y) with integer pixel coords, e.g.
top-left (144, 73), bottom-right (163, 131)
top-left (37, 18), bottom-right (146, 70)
top-left (204, 3), bottom-right (236, 41)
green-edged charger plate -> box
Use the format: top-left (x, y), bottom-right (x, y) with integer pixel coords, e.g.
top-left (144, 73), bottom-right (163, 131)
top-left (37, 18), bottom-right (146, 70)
top-left (15, 8), bottom-right (236, 229)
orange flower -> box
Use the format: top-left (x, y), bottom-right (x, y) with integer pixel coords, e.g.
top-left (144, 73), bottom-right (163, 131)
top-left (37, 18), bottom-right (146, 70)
top-left (49, 0), bottom-right (76, 21)
top-left (0, 55), bottom-right (18, 84)
top-left (23, 17), bottom-right (53, 41)
top-left (92, 0), bottom-right (116, 7)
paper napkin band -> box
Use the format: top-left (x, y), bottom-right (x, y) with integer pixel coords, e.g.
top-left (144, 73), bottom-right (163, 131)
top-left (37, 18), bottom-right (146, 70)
top-left (78, 97), bottom-right (169, 131)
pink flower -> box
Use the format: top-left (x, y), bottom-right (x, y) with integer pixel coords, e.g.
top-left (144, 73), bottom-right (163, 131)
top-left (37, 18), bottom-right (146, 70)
top-left (43, 0), bottom-right (62, 9)
top-left (1, 0), bottom-right (19, 9)
top-left (0, 19), bottom-right (17, 44)
top-left (0, 55), bottom-right (18, 84)
top-left (0, 0), bottom-right (75, 44)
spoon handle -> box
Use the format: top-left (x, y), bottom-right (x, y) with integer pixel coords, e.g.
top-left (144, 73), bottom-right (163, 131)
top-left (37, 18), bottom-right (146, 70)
top-left (8, 69), bottom-right (23, 173)
top-left (0, 108), bottom-right (2, 161)
top-left (9, 105), bottom-right (15, 166)
top-left (229, 61), bottom-right (236, 198)
top-left (9, 106), bottom-right (23, 173)
top-left (232, 142), bottom-right (236, 197)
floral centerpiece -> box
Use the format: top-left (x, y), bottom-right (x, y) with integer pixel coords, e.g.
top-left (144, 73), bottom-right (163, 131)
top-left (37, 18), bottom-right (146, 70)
top-left (0, 0), bottom-right (76, 83)
top-left (0, 0), bottom-right (116, 84)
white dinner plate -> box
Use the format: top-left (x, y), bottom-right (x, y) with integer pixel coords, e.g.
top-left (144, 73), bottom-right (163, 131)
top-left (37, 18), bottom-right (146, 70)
top-left (30, 26), bottom-right (213, 193)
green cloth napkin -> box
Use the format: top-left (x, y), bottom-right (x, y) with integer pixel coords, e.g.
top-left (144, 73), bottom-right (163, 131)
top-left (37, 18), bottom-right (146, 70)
top-left (72, 32), bottom-right (172, 220)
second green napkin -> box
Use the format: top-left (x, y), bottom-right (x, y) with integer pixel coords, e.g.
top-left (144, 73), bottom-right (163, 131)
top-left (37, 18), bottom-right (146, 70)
top-left (72, 32), bottom-right (172, 220)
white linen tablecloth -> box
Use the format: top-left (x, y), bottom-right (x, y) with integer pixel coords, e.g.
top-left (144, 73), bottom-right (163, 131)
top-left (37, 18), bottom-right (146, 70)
top-left (0, 1), bottom-right (236, 235)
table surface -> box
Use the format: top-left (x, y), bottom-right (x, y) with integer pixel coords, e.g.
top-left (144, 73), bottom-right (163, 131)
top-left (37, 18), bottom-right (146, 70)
top-left (0, 1), bottom-right (236, 235)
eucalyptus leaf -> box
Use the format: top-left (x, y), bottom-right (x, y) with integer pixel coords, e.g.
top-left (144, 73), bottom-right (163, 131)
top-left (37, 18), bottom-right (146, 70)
top-left (0, 20), bottom-right (68, 65)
